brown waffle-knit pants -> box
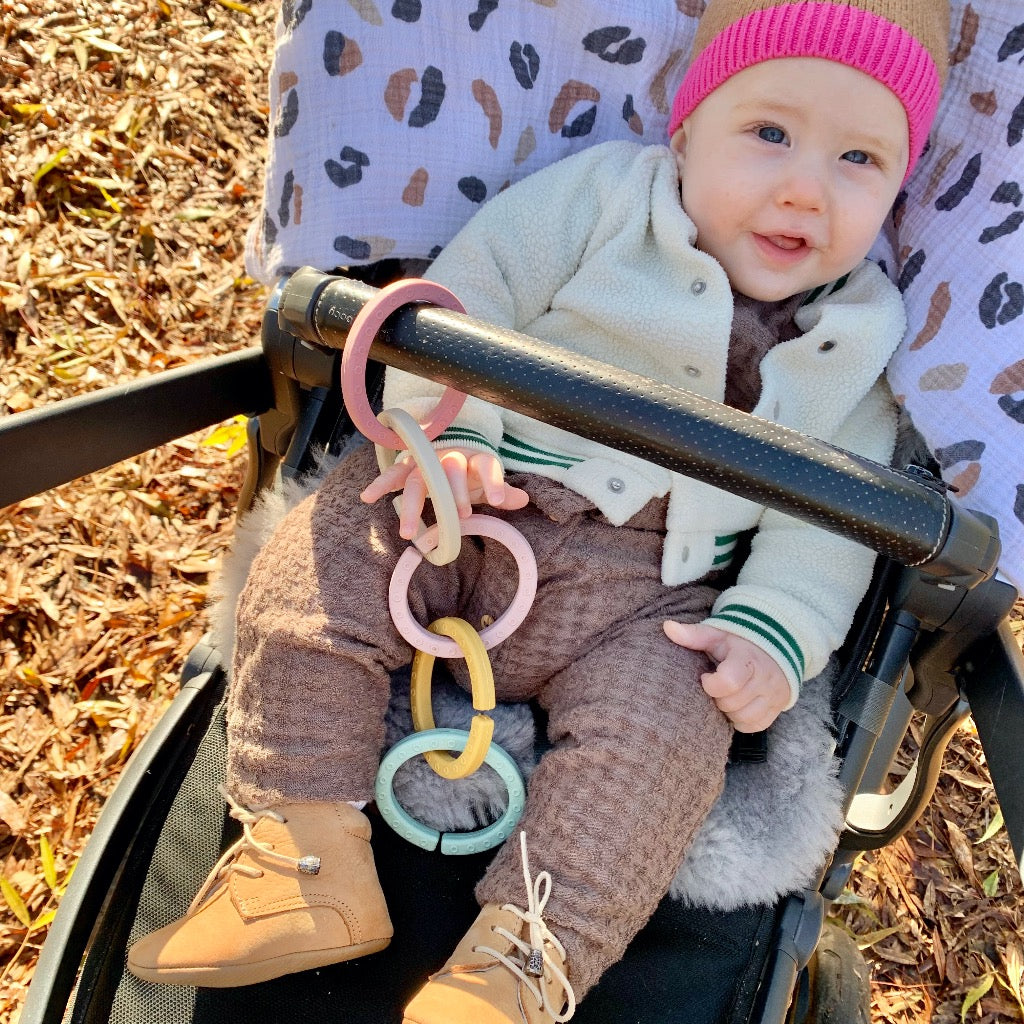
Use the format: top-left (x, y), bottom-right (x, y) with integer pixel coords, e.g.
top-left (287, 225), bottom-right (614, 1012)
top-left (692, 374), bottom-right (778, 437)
top-left (226, 443), bottom-right (732, 997)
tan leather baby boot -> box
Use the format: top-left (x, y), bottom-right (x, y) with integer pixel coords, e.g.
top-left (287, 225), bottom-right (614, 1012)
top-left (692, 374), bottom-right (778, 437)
top-left (403, 834), bottom-right (576, 1024)
top-left (127, 796), bottom-right (392, 987)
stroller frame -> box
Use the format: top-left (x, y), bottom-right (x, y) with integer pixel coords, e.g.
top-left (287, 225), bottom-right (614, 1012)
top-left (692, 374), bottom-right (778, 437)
top-left (7, 266), bottom-right (1024, 1024)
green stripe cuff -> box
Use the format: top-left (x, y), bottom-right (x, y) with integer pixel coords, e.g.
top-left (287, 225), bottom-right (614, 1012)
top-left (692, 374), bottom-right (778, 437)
top-left (711, 603), bottom-right (805, 677)
top-left (499, 433), bottom-right (582, 470)
top-left (709, 613), bottom-right (802, 683)
top-left (499, 447), bottom-right (576, 470)
top-left (437, 427), bottom-right (498, 454)
top-left (502, 434), bottom-right (584, 464)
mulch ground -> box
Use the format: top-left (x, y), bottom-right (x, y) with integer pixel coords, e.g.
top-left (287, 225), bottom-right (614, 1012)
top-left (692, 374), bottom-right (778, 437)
top-left (1, 2), bottom-right (1022, 1022)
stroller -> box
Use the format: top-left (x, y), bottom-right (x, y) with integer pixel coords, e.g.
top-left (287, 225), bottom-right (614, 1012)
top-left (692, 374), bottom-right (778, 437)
top-left (7, 4), bottom-right (1024, 1023)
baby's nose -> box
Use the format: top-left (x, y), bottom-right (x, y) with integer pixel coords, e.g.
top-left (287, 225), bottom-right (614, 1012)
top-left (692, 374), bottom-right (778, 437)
top-left (776, 161), bottom-right (828, 212)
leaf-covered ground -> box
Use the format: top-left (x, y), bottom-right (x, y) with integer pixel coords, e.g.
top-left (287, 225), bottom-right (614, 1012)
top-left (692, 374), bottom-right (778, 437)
top-left (1, 2), bottom-right (1022, 1022)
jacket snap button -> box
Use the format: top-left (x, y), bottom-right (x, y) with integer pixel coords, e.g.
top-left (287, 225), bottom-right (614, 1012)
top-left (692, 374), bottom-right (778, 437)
top-left (818, 340), bottom-right (836, 352)
top-left (691, 279), bottom-right (707, 295)
top-left (685, 365), bottom-right (701, 377)
top-left (607, 477), bottom-right (625, 493)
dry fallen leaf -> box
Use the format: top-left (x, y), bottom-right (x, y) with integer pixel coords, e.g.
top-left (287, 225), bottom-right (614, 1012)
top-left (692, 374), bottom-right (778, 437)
top-left (944, 818), bottom-right (979, 889)
top-left (0, 792), bottom-right (28, 835)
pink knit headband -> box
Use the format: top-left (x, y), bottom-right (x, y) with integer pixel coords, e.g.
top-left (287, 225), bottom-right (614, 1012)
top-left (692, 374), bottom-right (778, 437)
top-left (669, 3), bottom-right (943, 180)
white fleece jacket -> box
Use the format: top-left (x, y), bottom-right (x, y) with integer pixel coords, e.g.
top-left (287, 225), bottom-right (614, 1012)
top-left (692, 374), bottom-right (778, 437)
top-left (383, 141), bottom-right (906, 705)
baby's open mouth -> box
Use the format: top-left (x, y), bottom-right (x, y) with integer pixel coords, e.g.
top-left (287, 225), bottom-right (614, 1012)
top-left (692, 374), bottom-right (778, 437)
top-left (752, 233), bottom-right (813, 262)
top-left (764, 234), bottom-right (806, 251)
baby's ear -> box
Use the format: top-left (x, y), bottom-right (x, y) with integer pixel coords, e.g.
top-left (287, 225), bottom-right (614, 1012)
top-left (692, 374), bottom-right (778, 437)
top-left (669, 125), bottom-right (689, 158)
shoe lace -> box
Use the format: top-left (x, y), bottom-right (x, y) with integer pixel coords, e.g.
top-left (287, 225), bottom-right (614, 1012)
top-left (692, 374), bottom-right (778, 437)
top-left (187, 785), bottom-right (321, 915)
top-left (474, 831), bottom-right (577, 1022)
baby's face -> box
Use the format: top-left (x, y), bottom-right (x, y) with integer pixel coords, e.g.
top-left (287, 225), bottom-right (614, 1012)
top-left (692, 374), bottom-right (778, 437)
top-left (671, 58), bottom-right (909, 303)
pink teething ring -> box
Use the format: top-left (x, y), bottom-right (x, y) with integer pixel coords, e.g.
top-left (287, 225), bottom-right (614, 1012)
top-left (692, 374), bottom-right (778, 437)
top-left (389, 514), bottom-right (538, 657)
top-left (341, 279), bottom-right (468, 447)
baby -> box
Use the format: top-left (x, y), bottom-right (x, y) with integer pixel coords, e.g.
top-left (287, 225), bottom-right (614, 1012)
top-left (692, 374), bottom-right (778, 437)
top-left (128, 1), bottom-right (948, 1021)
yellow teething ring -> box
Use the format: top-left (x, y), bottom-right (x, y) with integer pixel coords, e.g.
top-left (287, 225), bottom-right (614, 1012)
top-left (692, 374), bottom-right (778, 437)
top-left (410, 617), bottom-right (496, 780)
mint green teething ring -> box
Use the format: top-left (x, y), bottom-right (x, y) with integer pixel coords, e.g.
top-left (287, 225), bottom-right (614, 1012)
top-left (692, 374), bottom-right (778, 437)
top-left (374, 728), bottom-right (526, 855)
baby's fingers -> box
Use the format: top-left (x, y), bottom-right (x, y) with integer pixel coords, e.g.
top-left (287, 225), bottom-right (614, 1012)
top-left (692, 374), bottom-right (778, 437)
top-left (397, 470), bottom-right (428, 538)
top-left (699, 657), bottom-right (754, 701)
top-left (466, 453), bottom-right (531, 510)
top-left (469, 452), bottom-right (508, 507)
top-left (360, 459), bottom-right (413, 503)
top-left (489, 483), bottom-right (531, 510)
top-left (707, 678), bottom-right (757, 714)
top-left (725, 697), bottom-right (775, 734)
top-left (439, 450), bottom-right (473, 518)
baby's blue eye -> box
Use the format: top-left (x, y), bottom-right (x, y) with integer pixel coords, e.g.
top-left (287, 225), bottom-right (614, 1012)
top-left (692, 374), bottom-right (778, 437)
top-left (842, 150), bottom-right (870, 164)
top-left (757, 125), bottom-right (786, 144)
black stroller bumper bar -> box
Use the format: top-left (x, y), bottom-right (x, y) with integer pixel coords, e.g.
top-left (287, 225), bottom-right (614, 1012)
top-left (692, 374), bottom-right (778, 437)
top-left (277, 267), bottom-right (1000, 589)
top-left (0, 266), bottom-right (1000, 590)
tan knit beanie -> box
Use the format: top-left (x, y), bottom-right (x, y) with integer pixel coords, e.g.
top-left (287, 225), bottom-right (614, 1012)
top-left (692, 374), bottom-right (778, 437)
top-left (670, 0), bottom-right (950, 178)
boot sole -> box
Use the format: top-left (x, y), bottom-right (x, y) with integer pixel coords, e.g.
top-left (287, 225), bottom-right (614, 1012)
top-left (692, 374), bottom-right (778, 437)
top-left (126, 936), bottom-right (392, 988)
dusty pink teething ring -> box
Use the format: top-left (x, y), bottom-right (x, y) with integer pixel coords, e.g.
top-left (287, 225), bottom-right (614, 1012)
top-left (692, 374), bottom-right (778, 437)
top-left (341, 280), bottom-right (468, 448)
top-left (389, 514), bottom-right (538, 657)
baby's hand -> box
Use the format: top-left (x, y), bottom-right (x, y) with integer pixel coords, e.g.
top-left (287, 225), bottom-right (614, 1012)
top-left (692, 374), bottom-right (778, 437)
top-left (360, 446), bottom-right (529, 540)
top-left (663, 621), bottom-right (791, 732)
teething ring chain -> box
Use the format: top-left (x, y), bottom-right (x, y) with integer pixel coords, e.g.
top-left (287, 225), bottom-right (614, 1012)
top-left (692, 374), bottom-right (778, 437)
top-left (376, 408), bottom-right (463, 567)
top-left (389, 513), bottom-right (538, 659)
top-left (341, 279), bottom-right (468, 448)
top-left (410, 617), bottom-right (496, 779)
top-left (339, 280), bottom-right (532, 822)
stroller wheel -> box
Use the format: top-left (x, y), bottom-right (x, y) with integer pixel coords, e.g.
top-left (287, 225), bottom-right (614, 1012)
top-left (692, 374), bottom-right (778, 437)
top-left (789, 922), bottom-right (871, 1024)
